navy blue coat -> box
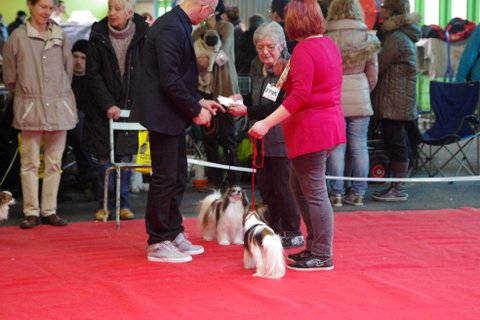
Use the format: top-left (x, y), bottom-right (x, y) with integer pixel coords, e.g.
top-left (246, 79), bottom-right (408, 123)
top-left (131, 5), bottom-right (203, 135)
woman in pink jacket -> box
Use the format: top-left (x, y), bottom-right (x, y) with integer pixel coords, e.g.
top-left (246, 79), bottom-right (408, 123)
top-left (249, 0), bottom-right (345, 271)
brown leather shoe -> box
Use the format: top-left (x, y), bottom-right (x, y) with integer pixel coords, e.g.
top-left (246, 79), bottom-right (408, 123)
top-left (20, 216), bottom-right (40, 229)
top-left (42, 214), bottom-right (68, 226)
top-left (120, 208), bottom-right (135, 220)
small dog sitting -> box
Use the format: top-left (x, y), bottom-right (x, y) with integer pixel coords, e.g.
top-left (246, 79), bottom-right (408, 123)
top-left (0, 191), bottom-right (15, 222)
top-left (198, 186), bottom-right (249, 245)
top-left (243, 204), bottom-right (286, 279)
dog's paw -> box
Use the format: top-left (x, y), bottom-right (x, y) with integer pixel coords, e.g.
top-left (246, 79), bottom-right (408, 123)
top-left (218, 240), bottom-right (231, 246)
top-left (233, 239), bottom-right (244, 245)
top-left (203, 236), bottom-right (214, 241)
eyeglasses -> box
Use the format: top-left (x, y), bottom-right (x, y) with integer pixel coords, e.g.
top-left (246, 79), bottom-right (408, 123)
top-left (255, 44), bottom-right (278, 53)
top-left (201, 3), bottom-right (216, 18)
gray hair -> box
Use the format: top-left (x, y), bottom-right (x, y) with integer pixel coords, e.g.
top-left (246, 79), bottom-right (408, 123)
top-left (253, 21), bottom-right (286, 51)
top-left (108, 0), bottom-right (136, 13)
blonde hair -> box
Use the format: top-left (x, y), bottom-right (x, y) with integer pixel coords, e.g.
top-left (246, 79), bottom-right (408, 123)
top-left (326, 0), bottom-right (365, 22)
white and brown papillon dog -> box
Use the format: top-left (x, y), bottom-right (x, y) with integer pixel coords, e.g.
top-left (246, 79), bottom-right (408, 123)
top-left (0, 191), bottom-right (15, 222)
top-left (198, 186), bottom-right (249, 245)
top-left (243, 204), bottom-right (286, 279)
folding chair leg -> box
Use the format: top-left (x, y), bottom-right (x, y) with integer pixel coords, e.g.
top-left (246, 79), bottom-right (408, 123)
top-left (103, 167), bottom-right (116, 223)
top-left (116, 167), bottom-right (121, 230)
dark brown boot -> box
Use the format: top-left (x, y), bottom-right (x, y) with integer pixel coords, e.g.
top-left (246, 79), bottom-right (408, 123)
top-left (20, 216), bottom-right (40, 229)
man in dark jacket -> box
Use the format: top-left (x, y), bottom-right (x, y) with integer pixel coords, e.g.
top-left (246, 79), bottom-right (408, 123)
top-left (7, 10), bottom-right (27, 35)
top-left (131, 0), bottom-right (222, 263)
top-left (68, 39), bottom-right (96, 201)
top-left (85, 1), bottom-right (149, 221)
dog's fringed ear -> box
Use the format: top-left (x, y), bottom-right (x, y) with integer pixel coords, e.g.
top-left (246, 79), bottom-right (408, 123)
top-left (0, 191), bottom-right (13, 203)
top-left (222, 187), bottom-right (231, 201)
top-left (254, 203), bottom-right (269, 222)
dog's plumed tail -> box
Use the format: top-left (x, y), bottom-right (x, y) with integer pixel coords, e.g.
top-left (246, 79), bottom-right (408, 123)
top-left (261, 234), bottom-right (286, 279)
top-left (197, 189), bottom-right (222, 241)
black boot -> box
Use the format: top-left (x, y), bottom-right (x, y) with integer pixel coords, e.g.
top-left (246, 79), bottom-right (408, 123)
top-left (372, 182), bottom-right (408, 201)
top-left (372, 162), bottom-right (409, 202)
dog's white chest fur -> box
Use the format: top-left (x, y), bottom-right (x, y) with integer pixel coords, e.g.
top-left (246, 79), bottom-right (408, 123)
top-left (198, 187), bottom-right (248, 246)
top-left (216, 200), bottom-right (245, 245)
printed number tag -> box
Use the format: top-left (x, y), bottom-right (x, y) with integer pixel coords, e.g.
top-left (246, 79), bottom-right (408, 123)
top-left (263, 83), bottom-right (280, 102)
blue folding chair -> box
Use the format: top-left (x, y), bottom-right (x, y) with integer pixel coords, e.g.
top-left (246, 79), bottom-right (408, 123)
top-left (415, 81), bottom-right (480, 177)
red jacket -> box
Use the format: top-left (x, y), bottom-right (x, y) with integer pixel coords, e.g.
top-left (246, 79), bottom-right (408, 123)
top-left (282, 36), bottom-right (346, 158)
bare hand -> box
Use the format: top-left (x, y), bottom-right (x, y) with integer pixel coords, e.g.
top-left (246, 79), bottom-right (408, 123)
top-left (7, 83), bottom-right (15, 95)
top-left (193, 107), bottom-right (212, 126)
top-left (197, 56), bottom-right (209, 70)
top-left (228, 101), bottom-right (247, 117)
top-left (229, 93), bottom-right (243, 102)
top-left (200, 99), bottom-right (225, 114)
top-left (248, 120), bottom-right (270, 139)
top-left (107, 105), bottom-right (121, 120)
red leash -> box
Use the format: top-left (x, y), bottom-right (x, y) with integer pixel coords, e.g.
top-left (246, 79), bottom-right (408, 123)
top-left (250, 138), bottom-right (264, 210)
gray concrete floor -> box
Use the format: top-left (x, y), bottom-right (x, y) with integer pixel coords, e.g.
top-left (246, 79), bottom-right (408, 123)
top-left (2, 164), bottom-right (479, 228)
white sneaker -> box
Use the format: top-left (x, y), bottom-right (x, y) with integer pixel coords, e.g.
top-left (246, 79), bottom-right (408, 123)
top-left (147, 241), bottom-right (192, 263)
top-left (173, 233), bottom-right (204, 255)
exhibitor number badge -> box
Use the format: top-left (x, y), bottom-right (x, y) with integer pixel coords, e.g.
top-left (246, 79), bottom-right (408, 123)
top-left (263, 83), bottom-right (280, 102)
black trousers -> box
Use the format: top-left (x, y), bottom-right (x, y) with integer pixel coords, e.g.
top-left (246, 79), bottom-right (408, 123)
top-left (256, 156), bottom-right (301, 234)
top-left (381, 119), bottom-right (422, 163)
top-left (145, 131), bottom-right (187, 245)
top-left (202, 112), bottom-right (240, 186)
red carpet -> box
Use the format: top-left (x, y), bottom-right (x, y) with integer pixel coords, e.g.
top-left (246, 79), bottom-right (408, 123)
top-left (1, 208), bottom-right (480, 319)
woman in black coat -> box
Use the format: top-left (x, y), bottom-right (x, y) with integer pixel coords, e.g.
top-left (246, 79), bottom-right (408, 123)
top-left (84, 2), bottom-right (149, 221)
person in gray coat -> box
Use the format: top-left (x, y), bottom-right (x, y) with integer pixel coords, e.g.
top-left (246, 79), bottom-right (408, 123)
top-left (370, 0), bottom-right (421, 201)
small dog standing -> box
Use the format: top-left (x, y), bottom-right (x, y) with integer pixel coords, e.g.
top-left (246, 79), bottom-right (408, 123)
top-left (198, 186), bottom-right (249, 245)
top-left (243, 204), bottom-right (286, 279)
top-left (0, 191), bottom-right (15, 222)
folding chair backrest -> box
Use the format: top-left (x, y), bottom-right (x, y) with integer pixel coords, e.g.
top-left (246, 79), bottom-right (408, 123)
top-left (424, 81), bottom-right (480, 140)
top-left (109, 110), bottom-right (146, 165)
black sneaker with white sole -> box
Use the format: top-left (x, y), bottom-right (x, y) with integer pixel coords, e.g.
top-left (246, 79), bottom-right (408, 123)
top-left (287, 249), bottom-right (311, 262)
top-left (281, 232), bottom-right (305, 249)
top-left (287, 255), bottom-right (334, 271)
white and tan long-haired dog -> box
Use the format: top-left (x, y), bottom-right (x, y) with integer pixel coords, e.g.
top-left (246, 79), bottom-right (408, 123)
top-left (198, 186), bottom-right (249, 245)
top-left (243, 204), bottom-right (286, 279)
top-left (0, 191), bottom-right (15, 222)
